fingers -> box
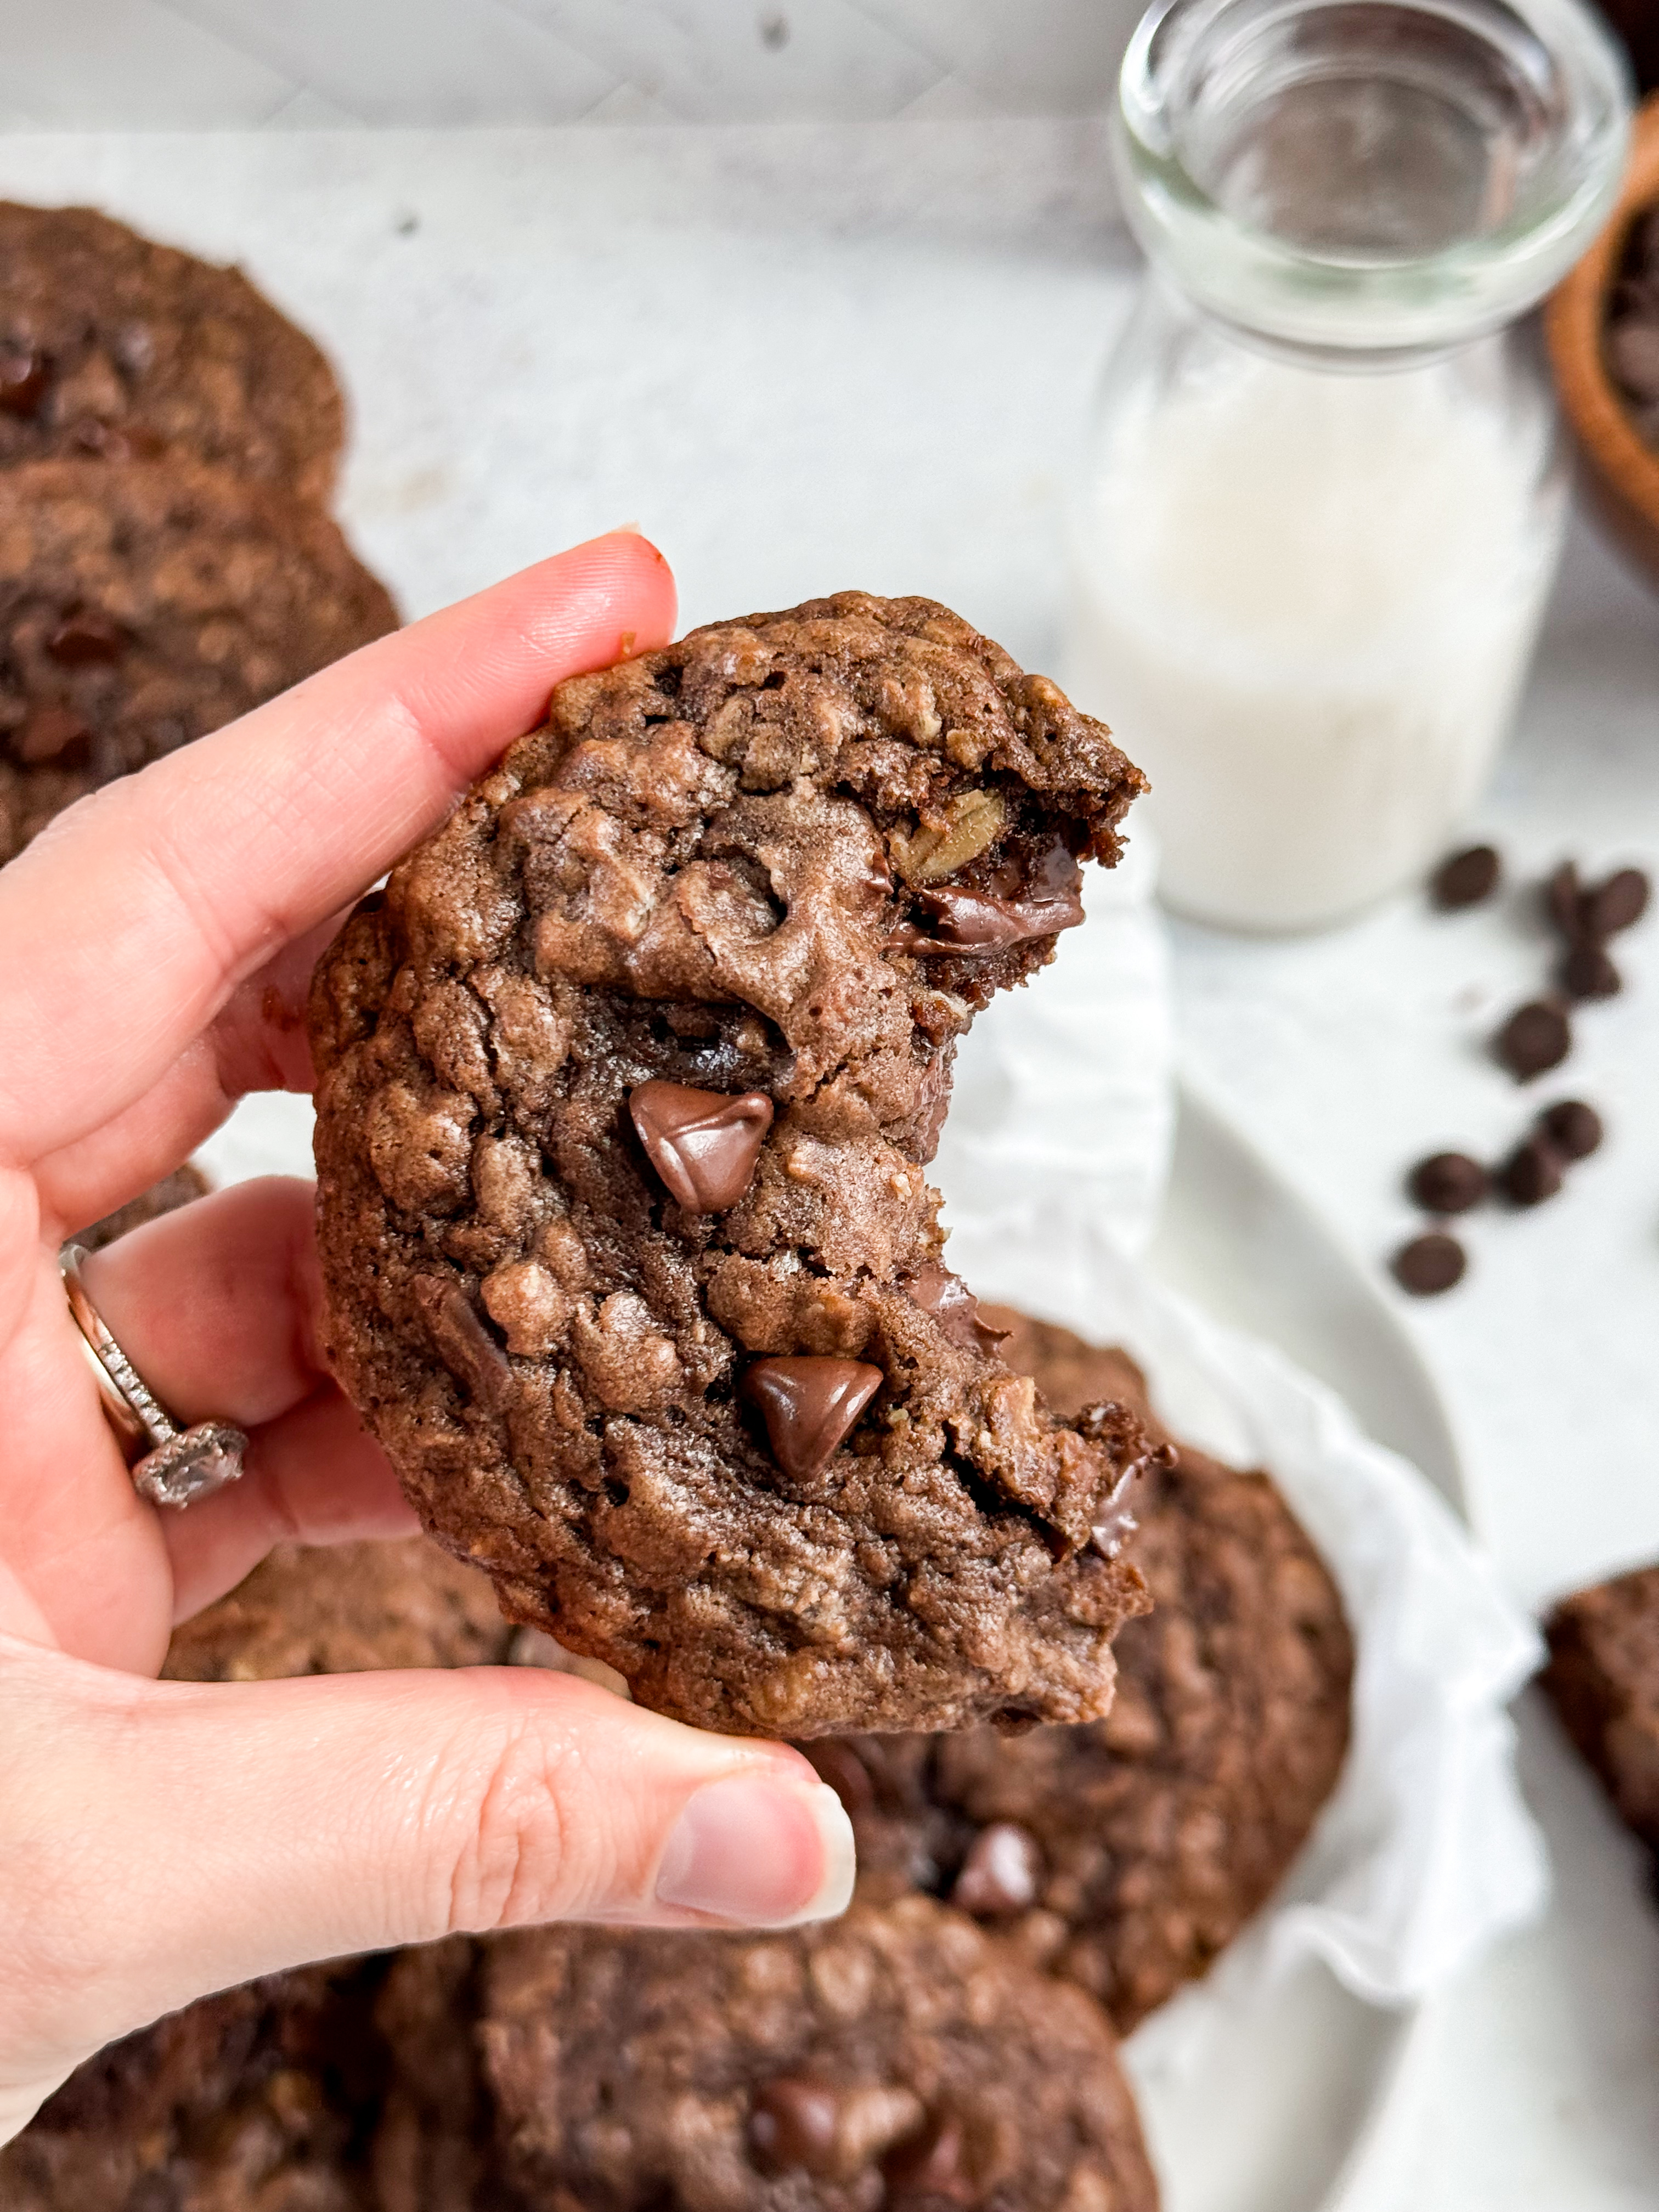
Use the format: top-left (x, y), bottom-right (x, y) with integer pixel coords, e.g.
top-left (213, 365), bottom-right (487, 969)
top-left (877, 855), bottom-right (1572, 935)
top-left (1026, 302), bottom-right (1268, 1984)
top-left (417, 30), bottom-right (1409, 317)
top-left (0, 1642), bottom-right (855, 2137)
top-left (0, 530), bottom-right (677, 1176)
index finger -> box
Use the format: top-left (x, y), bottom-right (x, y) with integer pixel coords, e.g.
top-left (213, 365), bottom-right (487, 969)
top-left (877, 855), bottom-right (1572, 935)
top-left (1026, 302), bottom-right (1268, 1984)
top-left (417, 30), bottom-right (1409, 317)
top-left (0, 530), bottom-right (676, 1170)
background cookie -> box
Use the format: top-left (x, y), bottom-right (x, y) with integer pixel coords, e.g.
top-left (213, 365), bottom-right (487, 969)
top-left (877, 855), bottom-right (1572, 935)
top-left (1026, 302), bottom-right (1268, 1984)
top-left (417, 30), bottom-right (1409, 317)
top-left (1541, 1563), bottom-right (1659, 1862)
top-left (311, 592), bottom-right (1154, 1739)
top-left (806, 1306), bottom-right (1355, 2034)
top-left (0, 201), bottom-right (343, 500)
top-left (0, 456), bottom-right (397, 863)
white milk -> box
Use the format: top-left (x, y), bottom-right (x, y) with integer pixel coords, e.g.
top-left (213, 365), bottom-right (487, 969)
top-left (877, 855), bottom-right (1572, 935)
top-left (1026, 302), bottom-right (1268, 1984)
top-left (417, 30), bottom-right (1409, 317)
top-left (1068, 344), bottom-right (1564, 932)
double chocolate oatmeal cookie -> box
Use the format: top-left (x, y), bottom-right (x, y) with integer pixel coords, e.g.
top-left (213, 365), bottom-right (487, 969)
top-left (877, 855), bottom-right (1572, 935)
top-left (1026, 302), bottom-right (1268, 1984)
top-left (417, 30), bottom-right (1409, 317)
top-left (1542, 1564), bottom-right (1659, 1861)
top-left (477, 1895), bottom-right (1158, 2212)
top-left (0, 201), bottom-right (343, 498)
top-left (0, 456), bottom-right (397, 862)
top-left (310, 594), bottom-right (1154, 1737)
top-left (805, 1306), bottom-right (1354, 2033)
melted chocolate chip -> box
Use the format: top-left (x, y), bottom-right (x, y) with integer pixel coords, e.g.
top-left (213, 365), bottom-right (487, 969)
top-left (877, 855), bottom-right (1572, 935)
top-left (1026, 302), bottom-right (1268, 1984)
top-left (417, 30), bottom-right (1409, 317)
top-left (1494, 1001), bottom-right (1571, 1082)
top-left (0, 346), bottom-right (48, 417)
top-left (1498, 1136), bottom-right (1564, 1207)
top-left (1391, 1232), bottom-right (1466, 1296)
top-left (1430, 844), bottom-right (1500, 910)
top-left (884, 2115), bottom-right (977, 2207)
top-left (1561, 942), bottom-right (1622, 1000)
top-left (46, 609), bottom-right (128, 668)
top-left (893, 838), bottom-right (1084, 956)
top-left (1583, 867), bottom-right (1650, 941)
top-left (907, 1263), bottom-right (1007, 1355)
top-left (950, 1822), bottom-right (1043, 1916)
top-left (1406, 1152), bottom-right (1488, 1215)
top-left (629, 1079), bottom-right (773, 1212)
top-left (741, 1357), bottom-right (884, 1484)
top-left (413, 1276), bottom-right (511, 1410)
top-left (1540, 1098), bottom-right (1603, 1160)
top-left (748, 2079), bottom-right (843, 2174)
top-left (13, 702), bottom-right (91, 766)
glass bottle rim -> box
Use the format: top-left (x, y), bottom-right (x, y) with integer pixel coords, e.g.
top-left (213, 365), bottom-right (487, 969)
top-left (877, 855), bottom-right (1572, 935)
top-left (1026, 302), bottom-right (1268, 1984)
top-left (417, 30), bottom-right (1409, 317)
top-left (1114, 0), bottom-right (1632, 357)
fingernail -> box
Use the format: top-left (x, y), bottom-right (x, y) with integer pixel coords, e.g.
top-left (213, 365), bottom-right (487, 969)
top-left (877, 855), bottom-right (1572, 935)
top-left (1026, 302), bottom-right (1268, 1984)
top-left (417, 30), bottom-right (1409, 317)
top-left (655, 1775), bottom-right (855, 1927)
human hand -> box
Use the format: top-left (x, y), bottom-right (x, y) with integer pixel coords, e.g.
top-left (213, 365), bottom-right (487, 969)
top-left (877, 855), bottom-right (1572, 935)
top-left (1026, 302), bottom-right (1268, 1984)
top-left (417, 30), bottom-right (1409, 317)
top-left (0, 533), bottom-right (855, 2146)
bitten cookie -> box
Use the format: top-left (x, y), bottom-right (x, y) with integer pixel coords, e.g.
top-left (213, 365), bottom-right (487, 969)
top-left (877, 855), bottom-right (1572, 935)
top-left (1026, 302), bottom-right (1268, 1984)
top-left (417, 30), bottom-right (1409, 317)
top-left (0, 201), bottom-right (343, 498)
top-left (1542, 1563), bottom-right (1659, 1860)
top-left (805, 1305), bottom-right (1355, 2033)
top-left (0, 457), bottom-right (397, 864)
top-left (310, 593), bottom-right (1154, 1738)
top-left (477, 1894), bottom-right (1159, 2212)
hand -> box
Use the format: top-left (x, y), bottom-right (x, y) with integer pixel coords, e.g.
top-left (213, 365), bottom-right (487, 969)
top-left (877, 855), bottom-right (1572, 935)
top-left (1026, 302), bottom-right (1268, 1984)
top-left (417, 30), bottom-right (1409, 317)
top-left (0, 533), bottom-right (854, 2147)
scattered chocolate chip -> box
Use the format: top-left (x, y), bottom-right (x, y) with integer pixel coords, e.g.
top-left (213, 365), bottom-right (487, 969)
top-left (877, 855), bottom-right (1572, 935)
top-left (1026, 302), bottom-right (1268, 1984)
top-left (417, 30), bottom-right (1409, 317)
top-left (1430, 844), bottom-right (1500, 910)
top-left (950, 1822), bottom-right (1043, 1917)
top-left (1392, 1232), bottom-right (1466, 1296)
top-left (741, 1357), bottom-right (884, 1484)
top-left (1561, 942), bottom-right (1622, 1000)
top-left (46, 609), bottom-right (128, 668)
top-left (1498, 1136), bottom-right (1565, 1207)
top-left (749, 2079), bottom-right (843, 2174)
top-left (884, 2114), bottom-right (976, 2207)
top-left (1544, 860), bottom-right (1584, 941)
top-left (1494, 1000), bottom-right (1571, 1081)
top-left (1406, 1150), bottom-right (1488, 1215)
top-left (0, 345), bottom-right (47, 417)
top-left (907, 1262), bottom-right (1008, 1355)
top-left (1582, 867), bottom-right (1650, 942)
top-left (13, 702), bottom-right (91, 766)
top-left (628, 1079), bottom-right (773, 1213)
top-left (1540, 1098), bottom-right (1604, 1160)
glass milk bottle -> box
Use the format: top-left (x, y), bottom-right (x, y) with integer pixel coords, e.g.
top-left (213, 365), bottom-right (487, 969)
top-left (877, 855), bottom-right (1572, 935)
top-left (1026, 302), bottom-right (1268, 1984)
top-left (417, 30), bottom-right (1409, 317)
top-left (1068, 0), bottom-right (1630, 932)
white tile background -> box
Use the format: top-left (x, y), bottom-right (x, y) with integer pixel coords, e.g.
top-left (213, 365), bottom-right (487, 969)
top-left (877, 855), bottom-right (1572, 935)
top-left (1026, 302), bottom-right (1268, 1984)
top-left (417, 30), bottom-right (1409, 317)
top-left (0, 0), bottom-right (1146, 127)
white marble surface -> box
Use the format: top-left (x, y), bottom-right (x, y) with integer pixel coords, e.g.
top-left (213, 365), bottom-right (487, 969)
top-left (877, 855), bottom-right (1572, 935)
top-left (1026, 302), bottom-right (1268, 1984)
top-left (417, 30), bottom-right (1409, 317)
top-left (3, 120), bottom-right (1656, 2208)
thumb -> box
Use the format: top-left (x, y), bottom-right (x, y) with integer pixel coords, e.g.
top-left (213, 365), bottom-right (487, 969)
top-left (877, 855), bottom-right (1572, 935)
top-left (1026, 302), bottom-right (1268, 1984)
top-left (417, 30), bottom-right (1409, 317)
top-left (0, 1637), bottom-right (854, 2137)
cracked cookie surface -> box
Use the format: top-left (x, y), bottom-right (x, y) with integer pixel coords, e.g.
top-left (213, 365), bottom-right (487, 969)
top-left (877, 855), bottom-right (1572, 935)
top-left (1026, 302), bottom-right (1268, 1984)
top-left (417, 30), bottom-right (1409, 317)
top-left (310, 594), bottom-right (1152, 1737)
top-left (805, 1308), bottom-right (1355, 2033)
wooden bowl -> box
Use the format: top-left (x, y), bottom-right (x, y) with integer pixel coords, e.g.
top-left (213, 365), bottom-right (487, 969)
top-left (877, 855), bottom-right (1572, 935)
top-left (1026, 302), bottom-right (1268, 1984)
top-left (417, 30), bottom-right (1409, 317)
top-left (1547, 92), bottom-right (1659, 591)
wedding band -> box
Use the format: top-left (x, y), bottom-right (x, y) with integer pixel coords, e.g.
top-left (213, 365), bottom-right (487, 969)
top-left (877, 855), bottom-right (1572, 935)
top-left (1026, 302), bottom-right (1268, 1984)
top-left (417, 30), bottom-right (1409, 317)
top-left (60, 1244), bottom-right (247, 1508)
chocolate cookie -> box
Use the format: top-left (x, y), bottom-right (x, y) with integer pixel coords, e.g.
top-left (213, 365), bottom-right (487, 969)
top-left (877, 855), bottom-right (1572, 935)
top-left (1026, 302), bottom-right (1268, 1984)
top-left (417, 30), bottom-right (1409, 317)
top-left (804, 1306), bottom-right (1354, 2033)
top-left (1541, 1563), bottom-right (1659, 1860)
top-left (0, 202), bottom-right (343, 499)
top-left (310, 593), bottom-right (1154, 1739)
top-left (477, 1894), bottom-right (1159, 2212)
top-left (0, 458), bottom-right (396, 864)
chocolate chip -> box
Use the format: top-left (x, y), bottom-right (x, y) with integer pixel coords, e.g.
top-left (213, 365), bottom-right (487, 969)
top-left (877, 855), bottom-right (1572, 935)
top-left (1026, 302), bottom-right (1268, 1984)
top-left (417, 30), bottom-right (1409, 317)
top-left (1430, 844), bottom-right (1500, 910)
top-left (907, 1262), bottom-right (1008, 1355)
top-left (413, 1275), bottom-right (512, 1410)
top-left (46, 610), bottom-right (128, 668)
top-left (1561, 943), bottom-right (1621, 1000)
top-left (1494, 1001), bottom-right (1571, 1081)
top-left (1498, 1136), bottom-right (1564, 1207)
top-left (1582, 867), bottom-right (1650, 941)
top-left (13, 702), bottom-right (91, 766)
top-left (892, 839), bottom-right (1084, 956)
top-left (1391, 1232), bottom-right (1466, 1296)
top-left (1544, 861), bottom-right (1585, 941)
top-left (950, 1822), bottom-right (1043, 1916)
top-left (0, 346), bottom-right (47, 417)
top-left (741, 1357), bottom-right (884, 1483)
top-left (749, 2079), bottom-right (843, 2174)
top-left (1406, 1151), bottom-right (1488, 1215)
top-left (884, 2114), bottom-right (976, 2207)
top-left (628, 1079), bottom-right (773, 1212)
top-left (1539, 1098), bottom-right (1603, 1160)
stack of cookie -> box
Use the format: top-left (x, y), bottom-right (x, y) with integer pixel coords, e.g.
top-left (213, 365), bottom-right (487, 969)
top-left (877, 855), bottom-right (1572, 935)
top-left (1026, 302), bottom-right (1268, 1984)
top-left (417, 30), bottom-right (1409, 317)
top-left (0, 200), bottom-right (396, 867)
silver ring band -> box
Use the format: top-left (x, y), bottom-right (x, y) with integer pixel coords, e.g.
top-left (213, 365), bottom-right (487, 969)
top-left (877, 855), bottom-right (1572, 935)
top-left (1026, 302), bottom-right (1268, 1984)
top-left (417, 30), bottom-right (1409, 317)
top-left (60, 1244), bottom-right (247, 1508)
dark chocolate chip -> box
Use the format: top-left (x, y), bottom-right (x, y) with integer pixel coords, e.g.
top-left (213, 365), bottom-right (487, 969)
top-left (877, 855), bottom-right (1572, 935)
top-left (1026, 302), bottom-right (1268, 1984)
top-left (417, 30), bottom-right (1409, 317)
top-left (0, 346), bottom-right (47, 417)
top-left (1406, 1151), bottom-right (1488, 1215)
top-left (741, 1357), bottom-right (884, 1483)
top-left (884, 2115), bottom-right (976, 2207)
top-left (1494, 1001), bottom-right (1571, 1082)
top-left (1391, 1232), bottom-right (1466, 1296)
top-left (907, 1262), bottom-right (1008, 1355)
top-left (629, 1079), bottom-right (773, 1212)
top-left (46, 610), bottom-right (128, 668)
top-left (892, 838), bottom-right (1084, 956)
top-left (1561, 943), bottom-right (1621, 1000)
top-left (1498, 1136), bottom-right (1564, 1207)
top-left (950, 1822), bottom-right (1043, 1916)
top-left (13, 702), bottom-right (91, 766)
top-left (1544, 861), bottom-right (1585, 941)
top-left (1430, 844), bottom-right (1500, 910)
top-left (1539, 1098), bottom-right (1603, 1160)
top-left (413, 1275), bottom-right (512, 1409)
top-left (749, 2079), bottom-right (843, 2174)
top-left (1085, 1440), bottom-right (1166, 1560)
top-left (1582, 867), bottom-right (1650, 941)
